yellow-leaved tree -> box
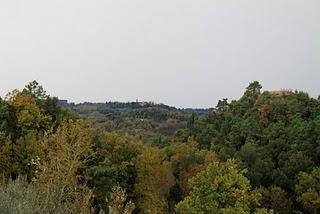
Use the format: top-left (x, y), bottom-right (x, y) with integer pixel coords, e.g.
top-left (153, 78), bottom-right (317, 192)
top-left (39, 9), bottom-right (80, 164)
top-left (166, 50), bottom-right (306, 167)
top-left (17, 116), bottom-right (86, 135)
top-left (36, 120), bottom-right (94, 213)
top-left (134, 145), bottom-right (174, 213)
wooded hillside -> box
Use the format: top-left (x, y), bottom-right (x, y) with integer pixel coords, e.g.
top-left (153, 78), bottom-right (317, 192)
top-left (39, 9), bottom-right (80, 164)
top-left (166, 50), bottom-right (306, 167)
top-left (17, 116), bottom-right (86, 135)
top-left (0, 81), bottom-right (319, 213)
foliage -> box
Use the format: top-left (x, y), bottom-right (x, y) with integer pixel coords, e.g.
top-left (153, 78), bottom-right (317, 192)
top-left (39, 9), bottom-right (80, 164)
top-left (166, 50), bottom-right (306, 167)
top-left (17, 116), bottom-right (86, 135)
top-left (108, 185), bottom-right (135, 214)
top-left (255, 186), bottom-right (293, 214)
top-left (0, 176), bottom-right (69, 214)
top-left (174, 81), bottom-right (320, 213)
top-left (296, 168), bottom-right (320, 213)
top-left (0, 81), bottom-right (318, 213)
top-left (175, 159), bottom-right (272, 214)
top-left (134, 145), bottom-right (174, 213)
top-left (162, 137), bottom-right (217, 207)
top-left (0, 174), bottom-right (91, 214)
top-left (86, 132), bottom-right (142, 212)
top-left (69, 101), bottom-right (203, 145)
top-left (34, 120), bottom-right (93, 213)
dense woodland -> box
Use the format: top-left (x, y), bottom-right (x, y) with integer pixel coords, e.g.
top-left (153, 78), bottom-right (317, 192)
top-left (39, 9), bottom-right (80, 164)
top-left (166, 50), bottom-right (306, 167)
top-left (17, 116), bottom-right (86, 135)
top-left (67, 100), bottom-right (210, 147)
top-left (0, 81), bottom-right (319, 214)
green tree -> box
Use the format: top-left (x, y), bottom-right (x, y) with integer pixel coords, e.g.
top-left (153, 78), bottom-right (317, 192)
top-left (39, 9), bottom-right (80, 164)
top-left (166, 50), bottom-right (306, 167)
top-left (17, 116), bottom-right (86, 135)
top-left (86, 158), bottom-right (117, 211)
top-left (237, 140), bottom-right (274, 187)
top-left (256, 186), bottom-right (293, 214)
top-left (244, 81), bottom-right (262, 99)
top-left (23, 81), bottom-right (62, 125)
top-left (296, 168), bottom-right (320, 214)
top-left (162, 137), bottom-right (216, 207)
top-left (175, 160), bottom-right (271, 214)
top-left (86, 132), bottom-right (142, 212)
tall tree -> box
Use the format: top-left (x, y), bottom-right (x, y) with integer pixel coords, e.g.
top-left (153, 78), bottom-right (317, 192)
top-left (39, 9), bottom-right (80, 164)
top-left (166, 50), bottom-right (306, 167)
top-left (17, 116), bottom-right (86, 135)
top-left (134, 145), bottom-right (174, 213)
top-left (175, 160), bottom-right (272, 214)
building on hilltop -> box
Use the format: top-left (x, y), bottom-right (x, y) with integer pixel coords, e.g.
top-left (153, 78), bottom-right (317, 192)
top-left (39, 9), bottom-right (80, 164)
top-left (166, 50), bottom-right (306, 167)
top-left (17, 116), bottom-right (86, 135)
top-left (268, 90), bottom-right (293, 97)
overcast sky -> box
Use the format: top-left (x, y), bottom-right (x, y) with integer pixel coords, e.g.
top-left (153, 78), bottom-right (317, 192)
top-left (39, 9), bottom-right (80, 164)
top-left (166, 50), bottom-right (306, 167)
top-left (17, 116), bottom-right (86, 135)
top-left (0, 1), bottom-right (319, 108)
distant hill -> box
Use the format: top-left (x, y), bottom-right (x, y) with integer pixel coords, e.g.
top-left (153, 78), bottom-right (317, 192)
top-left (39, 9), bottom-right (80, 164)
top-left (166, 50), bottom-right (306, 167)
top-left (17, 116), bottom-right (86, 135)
top-left (59, 101), bottom-right (212, 145)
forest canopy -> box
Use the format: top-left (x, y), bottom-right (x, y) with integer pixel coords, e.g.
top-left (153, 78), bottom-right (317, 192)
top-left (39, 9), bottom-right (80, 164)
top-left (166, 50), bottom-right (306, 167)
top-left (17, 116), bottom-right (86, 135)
top-left (0, 81), bottom-right (319, 214)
